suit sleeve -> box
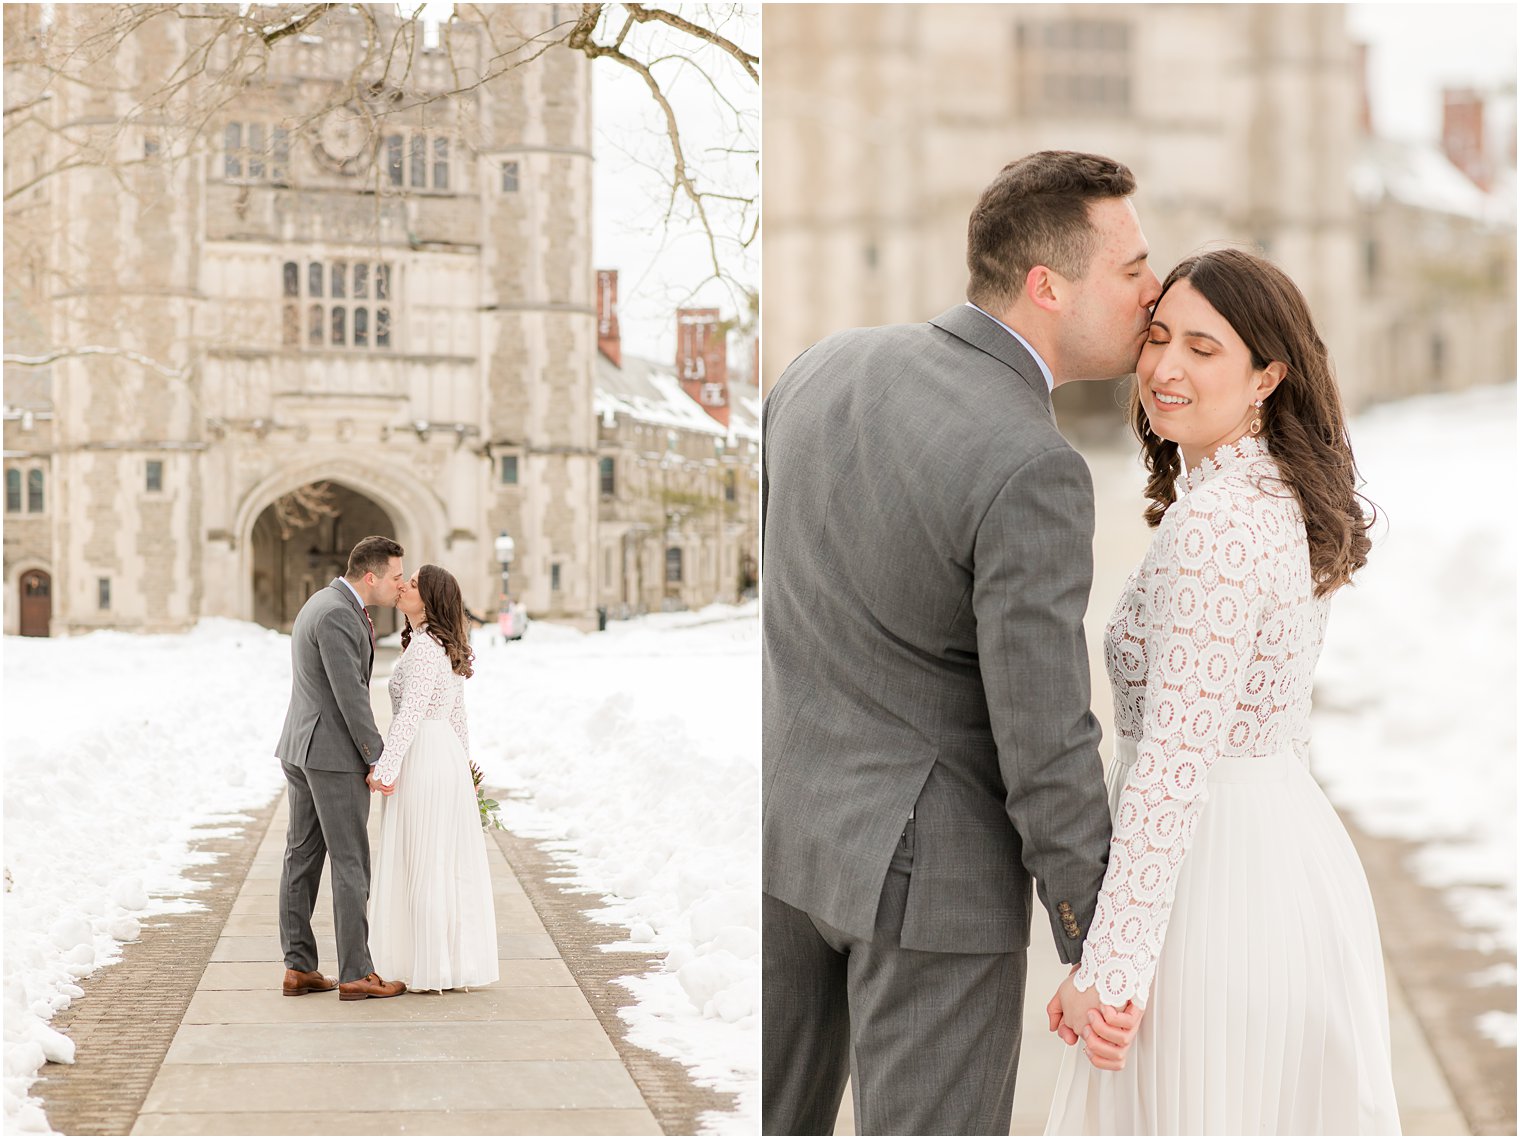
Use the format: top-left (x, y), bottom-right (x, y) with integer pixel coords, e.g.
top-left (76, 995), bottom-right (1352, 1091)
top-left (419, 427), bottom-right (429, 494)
top-left (315, 607), bottom-right (384, 767)
top-left (972, 444), bottom-right (1111, 964)
top-left (760, 396), bottom-right (770, 572)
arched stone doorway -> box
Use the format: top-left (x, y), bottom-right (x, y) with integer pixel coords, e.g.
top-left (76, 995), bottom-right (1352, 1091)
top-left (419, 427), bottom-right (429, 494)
top-left (18, 569), bottom-right (50, 637)
top-left (250, 482), bottom-right (402, 636)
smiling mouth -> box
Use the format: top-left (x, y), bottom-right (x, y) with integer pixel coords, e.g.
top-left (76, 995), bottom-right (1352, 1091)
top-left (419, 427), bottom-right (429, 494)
top-left (1153, 393), bottom-right (1191, 407)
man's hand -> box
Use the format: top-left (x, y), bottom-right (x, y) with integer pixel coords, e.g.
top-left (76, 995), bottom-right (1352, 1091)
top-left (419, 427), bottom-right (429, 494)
top-left (1047, 966), bottom-right (1144, 1070)
top-left (1046, 966), bottom-right (1083, 1046)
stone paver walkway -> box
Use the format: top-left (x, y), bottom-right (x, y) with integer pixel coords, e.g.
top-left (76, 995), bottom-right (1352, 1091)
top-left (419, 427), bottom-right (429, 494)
top-left (127, 674), bottom-right (662, 1136)
top-left (129, 790), bottom-right (661, 1136)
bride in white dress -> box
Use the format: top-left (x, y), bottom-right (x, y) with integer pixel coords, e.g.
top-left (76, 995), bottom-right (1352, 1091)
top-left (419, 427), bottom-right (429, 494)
top-left (368, 563), bottom-right (498, 992)
top-left (1045, 248), bottom-right (1400, 1135)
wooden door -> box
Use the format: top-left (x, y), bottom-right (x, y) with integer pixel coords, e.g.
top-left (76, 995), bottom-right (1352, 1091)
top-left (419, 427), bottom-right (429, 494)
top-left (19, 570), bottom-right (50, 637)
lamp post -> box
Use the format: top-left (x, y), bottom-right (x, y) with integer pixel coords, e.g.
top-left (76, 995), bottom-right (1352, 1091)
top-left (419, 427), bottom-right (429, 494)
top-left (494, 530), bottom-right (516, 639)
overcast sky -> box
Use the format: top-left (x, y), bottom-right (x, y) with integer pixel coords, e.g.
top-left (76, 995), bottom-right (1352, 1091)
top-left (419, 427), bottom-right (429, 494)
top-left (590, 8), bottom-right (759, 366)
top-left (1349, 3), bottom-right (1517, 142)
top-left (411, 3), bottom-right (758, 367)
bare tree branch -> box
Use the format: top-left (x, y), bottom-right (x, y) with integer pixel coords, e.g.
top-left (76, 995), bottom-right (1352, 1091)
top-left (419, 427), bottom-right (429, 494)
top-left (568, 4), bottom-right (727, 283)
top-left (4, 346), bottom-right (189, 379)
top-left (258, 4), bottom-right (339, 48)
top-left (270, 480), bottom-right (341, 539)
top-left (623, 3), bottom-right (758, 82)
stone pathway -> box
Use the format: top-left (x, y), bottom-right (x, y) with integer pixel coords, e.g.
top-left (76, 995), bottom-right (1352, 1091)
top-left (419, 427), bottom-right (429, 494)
top-left (38, 664), bottom-right (676, 1136)
top-left (128, 789), bottom-right (661, 1136)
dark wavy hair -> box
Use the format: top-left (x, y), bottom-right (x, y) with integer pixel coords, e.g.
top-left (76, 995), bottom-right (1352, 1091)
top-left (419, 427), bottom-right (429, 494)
top-left (400, 563), bottom-right (475, 678)
top-left (1129, 248), bottom-right (1374, 597)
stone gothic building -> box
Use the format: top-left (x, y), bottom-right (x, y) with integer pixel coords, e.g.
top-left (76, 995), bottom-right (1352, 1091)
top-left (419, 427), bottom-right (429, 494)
top-left (4, 5), bottom-right (610, 637)
top-left (762, 4), bottom-right (1515, 417)
top-left (592, 271), bottom-right (759, 617)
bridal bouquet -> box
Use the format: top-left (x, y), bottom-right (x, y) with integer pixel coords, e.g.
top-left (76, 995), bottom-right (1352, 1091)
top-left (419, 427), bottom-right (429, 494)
top-left (470, 761), bottom-right (506, 832)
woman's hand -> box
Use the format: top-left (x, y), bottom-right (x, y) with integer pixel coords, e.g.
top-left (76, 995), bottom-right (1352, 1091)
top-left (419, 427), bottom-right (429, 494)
top-left (1047, 966), bottom-right (1144, 1070)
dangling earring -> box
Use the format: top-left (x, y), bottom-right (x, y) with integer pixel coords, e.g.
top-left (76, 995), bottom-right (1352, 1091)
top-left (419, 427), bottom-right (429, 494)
top-left (1249, 399), bottom-right (1264, 436)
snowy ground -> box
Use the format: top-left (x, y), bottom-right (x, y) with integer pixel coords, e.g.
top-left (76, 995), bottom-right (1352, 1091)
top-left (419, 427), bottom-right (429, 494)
top-left (2, 604), bottom-right (759, 1135)
top-left (1310, 383), bottom-right (1517, 1047)
top-left (466, 602), bottom-right (760, 1133)
top-left (2, 620), bottom-right (293, 1133)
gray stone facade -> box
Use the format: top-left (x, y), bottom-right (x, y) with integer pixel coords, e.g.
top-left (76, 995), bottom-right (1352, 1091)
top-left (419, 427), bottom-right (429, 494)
top-left (762, 4), bottom-right (1516, 416)
top-left (3, 5), bottom-right (614, 634)
top-left (594, 352), bottom-right (759, 615)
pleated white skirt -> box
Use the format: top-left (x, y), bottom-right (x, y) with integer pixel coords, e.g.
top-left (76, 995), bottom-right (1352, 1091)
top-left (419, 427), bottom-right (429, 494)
top-left (1045, 739), bottom-right (1401, 1136)
top-left (369, 720), bottom-right (499, 991)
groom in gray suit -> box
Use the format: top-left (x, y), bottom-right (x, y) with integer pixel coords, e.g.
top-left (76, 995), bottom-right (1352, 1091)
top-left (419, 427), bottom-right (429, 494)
top-left (275, 535), bottom-right (408, 1001)
top-left (762, 152), bottom-right (1162, 1134)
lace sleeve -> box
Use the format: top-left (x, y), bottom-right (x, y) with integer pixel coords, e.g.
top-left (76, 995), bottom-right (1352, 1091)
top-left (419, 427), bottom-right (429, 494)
top-left (375, 636), bottom-right (448, 787)
top-left (1073, 487), bottom-right (1270, 1008)
top-left (448, 683), bottom-right (469, 758)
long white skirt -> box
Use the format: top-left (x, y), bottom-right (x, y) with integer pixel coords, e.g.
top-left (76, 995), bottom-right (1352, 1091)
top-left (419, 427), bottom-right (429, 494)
top-left (1045, 739), bottom-right (1401, 1136)
top-left (369, 720), bottom-right (499, 991)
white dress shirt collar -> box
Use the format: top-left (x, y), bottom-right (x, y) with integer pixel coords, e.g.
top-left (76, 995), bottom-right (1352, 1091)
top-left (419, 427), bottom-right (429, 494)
top-left (336, 576), bottom-right (366, 610)
top-left (965, 302), bottom-right (1055, 392)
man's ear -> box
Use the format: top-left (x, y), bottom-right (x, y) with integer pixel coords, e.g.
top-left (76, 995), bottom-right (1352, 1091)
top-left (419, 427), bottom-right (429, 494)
top-left (1026, 265), bottom-right (1062, 313)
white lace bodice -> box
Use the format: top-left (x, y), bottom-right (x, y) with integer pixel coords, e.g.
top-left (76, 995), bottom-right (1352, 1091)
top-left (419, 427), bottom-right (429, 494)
top-left (375, 626), bottom-right (469, 787)
top-left (1073, 435), bottom-right (1330, 1008)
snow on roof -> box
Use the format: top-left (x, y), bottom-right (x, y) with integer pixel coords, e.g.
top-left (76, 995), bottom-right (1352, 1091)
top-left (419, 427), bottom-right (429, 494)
top-left (595, 351), bottom-right (761, 446)
top-left (595, 352), bottom-right (726, 437)
top-left (1354, 136), bottom-right (1509, 225)
top-left (727, 381), bottom-right (760, 443)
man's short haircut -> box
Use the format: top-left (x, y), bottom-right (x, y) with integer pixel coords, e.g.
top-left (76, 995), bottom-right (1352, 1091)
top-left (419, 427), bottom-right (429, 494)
top-left (346, 535), bottom-right (403, 581)
top-left (966, 150), bottom-right (1137, 312)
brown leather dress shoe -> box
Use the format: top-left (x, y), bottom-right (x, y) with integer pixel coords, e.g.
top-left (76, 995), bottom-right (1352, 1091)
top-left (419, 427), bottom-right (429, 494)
top-left (282, 968), bottom-right (337, 997)
top-left (338, 972), bottom-right (407, 1001)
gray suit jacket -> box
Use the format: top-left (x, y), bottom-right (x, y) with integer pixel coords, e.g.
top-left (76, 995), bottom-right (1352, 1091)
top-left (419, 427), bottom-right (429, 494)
top-left (274, 579), bottom-right (383, 773)
top-left (762, 304), bottom-right (1112, 961)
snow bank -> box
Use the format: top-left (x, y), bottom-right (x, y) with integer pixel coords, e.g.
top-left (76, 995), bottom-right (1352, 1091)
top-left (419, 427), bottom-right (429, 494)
top-left (469, 601), bottom-right (760, 1133)
top-left (3, 619), bottom-right (291, 1133)
top-left (1311, 385), bottom-right (1516, 1014)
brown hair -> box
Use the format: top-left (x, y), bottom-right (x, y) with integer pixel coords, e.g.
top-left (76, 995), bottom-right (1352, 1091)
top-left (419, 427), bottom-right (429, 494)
top-left (1130, 248), bottom-right (1374, 596)
top-left (346, 535), bottom-right (403, 581)
top-left (966, 150), bottom-right (1137, 312)
top-left (400, 563), bottom-right (475, 678)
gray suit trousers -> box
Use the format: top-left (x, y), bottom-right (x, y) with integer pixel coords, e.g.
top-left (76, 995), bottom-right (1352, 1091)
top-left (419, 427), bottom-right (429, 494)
top-left (763, 823), bottom-right (1028, 1136)
top-left (279, 761), bottom-right (374, 983)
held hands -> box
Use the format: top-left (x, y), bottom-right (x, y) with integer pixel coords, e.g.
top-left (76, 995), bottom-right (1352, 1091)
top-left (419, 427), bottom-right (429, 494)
top-left (1046, 965), bottom-right (1144, 1071)
top-left (365, 769), bottom-right (398, 796)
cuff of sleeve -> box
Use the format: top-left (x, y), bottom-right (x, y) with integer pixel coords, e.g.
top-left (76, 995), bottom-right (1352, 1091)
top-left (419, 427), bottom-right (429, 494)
top-left (1074, 958), bottom-right (1143, 1009)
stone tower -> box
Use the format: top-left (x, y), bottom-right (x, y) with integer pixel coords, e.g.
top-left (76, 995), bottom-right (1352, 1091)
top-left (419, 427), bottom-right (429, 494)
top-left (3, 4), bottom-right (596, 634)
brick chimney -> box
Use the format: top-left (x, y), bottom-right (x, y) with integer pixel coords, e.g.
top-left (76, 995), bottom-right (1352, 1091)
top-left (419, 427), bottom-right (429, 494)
top-left (676, 307), bottom-right (729, 428)
top-left (1443, 87), bottom-right (1489, 190)
top-left (596, 269), bottom-right (621, 367)
top-left (1354, 42), bottom-right (1373, 137)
